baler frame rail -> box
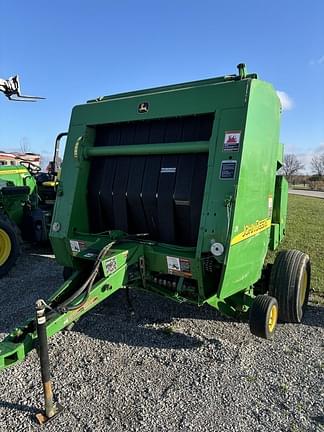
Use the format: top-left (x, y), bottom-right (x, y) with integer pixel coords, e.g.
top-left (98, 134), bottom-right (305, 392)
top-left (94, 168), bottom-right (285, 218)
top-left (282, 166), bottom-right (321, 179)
top-left (0, 242), bottom-right (142, 370)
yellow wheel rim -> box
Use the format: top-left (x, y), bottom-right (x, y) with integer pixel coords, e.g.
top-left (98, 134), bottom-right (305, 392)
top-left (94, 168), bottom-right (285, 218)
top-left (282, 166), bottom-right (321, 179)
top-left (268, 304), bottom-right (278, 333)
top-left (0, 228), bottom-right (11, 265)
top-left (42, 181), bottom-right (58, 187)
top-left (300, 269), bottom-right (308, 306)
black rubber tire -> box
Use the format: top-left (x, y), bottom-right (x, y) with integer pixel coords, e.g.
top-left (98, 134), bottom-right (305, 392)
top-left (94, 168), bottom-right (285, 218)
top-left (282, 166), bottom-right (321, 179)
top-left (0, 214), bottom-right (21, 277)
top-left (269, 249), bottom-right (311, 323)
top-left (63, 266), bottom-right (74, 281)
top-left (249, 295), bottom-right (278, 340)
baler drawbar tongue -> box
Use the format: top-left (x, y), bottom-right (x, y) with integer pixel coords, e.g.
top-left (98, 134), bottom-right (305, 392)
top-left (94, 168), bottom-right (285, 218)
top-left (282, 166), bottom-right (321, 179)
top-left (0, 241), bottom-right (142, 369)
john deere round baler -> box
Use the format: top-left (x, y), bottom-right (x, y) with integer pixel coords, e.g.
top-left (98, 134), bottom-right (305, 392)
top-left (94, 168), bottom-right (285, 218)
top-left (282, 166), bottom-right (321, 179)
top-left (0, 64), bottom-right (310, 372)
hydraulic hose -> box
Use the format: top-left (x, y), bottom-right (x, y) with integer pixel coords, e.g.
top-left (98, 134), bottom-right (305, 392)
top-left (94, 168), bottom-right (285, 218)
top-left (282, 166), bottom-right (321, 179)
top-left (56, 241), bottom-right (116, 313)
top-left (44, 233), bottom-right (166, 317)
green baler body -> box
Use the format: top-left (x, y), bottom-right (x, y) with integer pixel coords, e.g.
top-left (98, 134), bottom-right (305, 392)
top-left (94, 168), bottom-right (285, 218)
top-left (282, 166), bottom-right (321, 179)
top-left (0, 68), bottom-right (291, 370)
top-left (50, 72), bottom-right (287, 308)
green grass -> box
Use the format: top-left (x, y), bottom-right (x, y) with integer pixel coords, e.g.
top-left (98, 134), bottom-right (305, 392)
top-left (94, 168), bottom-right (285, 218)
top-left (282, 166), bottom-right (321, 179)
top-left (267, 195), bottom-right (324, 298)
top-left (291, 184), bottom-right (310, 190)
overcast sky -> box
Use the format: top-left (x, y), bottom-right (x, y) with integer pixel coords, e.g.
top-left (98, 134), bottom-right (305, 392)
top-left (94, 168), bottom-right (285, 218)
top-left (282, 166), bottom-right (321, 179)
top-left (0, 0), bottom-right (323, 172)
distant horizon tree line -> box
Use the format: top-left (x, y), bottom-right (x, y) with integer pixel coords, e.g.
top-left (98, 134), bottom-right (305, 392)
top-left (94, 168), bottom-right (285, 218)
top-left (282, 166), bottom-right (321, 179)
top-left (282, 153), bottom-right (324, 178)
top-left (282, 153), bottom-right (324, 190)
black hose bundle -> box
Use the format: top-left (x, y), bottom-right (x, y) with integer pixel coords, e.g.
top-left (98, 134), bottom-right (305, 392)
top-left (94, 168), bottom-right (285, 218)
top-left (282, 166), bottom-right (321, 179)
top-left (40, 242), bottom-right (116, 320)
top-left (56, 242), bottom-right (116, 313)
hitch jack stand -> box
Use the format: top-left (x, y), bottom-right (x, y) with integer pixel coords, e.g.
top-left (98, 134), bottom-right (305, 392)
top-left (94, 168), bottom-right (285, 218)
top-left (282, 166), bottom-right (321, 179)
top-left (35, 300), bottom-right (63, 425)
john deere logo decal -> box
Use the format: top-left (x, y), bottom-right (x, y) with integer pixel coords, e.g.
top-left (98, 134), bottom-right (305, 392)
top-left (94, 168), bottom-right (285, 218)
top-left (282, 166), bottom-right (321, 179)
top-left (138, 102), bottom-right (149, 113)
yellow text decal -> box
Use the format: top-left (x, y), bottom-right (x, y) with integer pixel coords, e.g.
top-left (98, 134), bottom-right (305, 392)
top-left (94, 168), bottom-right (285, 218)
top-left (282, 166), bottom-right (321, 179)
top-left (231, 218), bottom-right (271, 245)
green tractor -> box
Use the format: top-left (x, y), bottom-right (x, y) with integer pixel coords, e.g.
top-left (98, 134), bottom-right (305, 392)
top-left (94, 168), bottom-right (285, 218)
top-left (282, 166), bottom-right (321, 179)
top-left (0, 164), bottom-right (38, 276)
top-left (0, 72), bottom-right (49, 276)
top-left (0, 133), bottom-right (67, 277)
top-left (0, 65), bottom-right (311, 416)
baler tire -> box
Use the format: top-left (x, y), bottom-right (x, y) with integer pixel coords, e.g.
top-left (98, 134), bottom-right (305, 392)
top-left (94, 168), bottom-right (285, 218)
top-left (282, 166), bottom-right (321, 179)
top-left (269, 250), bottom-right (310, 323)
top-left (0, 215), bottom-right (21, 277)
top-left (249, 295), bottom-right (278, 340)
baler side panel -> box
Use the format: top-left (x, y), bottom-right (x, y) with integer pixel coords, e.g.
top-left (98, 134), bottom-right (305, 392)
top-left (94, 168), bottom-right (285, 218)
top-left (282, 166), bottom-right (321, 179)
top-left (50, 122), bottom-right (92, 267)
top-left (218, 80), bottom-right (281, 299)
top-left (198, 107), bottom-right (247, 258)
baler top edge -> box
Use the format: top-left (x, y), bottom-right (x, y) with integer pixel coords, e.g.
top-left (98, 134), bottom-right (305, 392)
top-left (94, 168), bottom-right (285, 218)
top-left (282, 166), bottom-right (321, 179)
top-left (87, 69), bottom-right (258, 104)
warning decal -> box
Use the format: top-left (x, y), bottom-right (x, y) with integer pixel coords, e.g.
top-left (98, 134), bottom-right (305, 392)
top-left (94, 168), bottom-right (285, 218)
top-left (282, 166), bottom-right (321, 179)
top-left (167, 256), bottom-right (192, 277)
top-left (167, 256), bottom-right (181, 272)
top-left (70, 240), bottom-right (86, 254)
top-left (224, 130), bottom-right (241, 152)
top-left (70, 240), bottom-right (80, 253)
top-left (220, 160), bottom-right (237, 180)
top-left (105, 257), bottom-right (118, 275)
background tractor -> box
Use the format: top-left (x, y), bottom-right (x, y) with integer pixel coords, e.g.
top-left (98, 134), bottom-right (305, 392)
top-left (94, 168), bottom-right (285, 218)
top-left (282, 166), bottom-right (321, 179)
top-left (0, 73), bottom-right (47, 276)
top-left (0, 133), bottom-right (67, 276)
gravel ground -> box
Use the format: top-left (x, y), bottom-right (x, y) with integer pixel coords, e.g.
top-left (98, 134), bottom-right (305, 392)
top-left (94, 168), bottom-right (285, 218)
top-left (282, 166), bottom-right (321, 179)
top-left (0, 248), bottom-right (323, 432)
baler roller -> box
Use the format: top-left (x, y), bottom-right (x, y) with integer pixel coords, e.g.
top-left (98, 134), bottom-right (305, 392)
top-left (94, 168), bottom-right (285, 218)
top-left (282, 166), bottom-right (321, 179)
top-left (84, 141), bottom-right (209, 158)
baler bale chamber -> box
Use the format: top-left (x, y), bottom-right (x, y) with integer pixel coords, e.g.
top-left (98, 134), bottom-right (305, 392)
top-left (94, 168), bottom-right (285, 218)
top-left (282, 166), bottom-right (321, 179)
top-left (0, 64), bottom-right (311, 373)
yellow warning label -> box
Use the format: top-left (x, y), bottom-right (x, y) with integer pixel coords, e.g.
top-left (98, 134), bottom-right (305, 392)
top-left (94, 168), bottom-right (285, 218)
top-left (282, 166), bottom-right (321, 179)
top-left (231, 218), bottom-right (271, 245)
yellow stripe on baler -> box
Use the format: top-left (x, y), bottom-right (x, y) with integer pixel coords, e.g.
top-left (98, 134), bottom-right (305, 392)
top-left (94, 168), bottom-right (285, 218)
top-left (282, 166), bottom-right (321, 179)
top-left (231, 218), bottom-right (271, 245)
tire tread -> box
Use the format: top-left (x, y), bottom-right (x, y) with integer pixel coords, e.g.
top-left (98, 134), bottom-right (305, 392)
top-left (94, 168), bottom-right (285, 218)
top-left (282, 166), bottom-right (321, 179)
top-left (269, 249), bottom-right (310, 323)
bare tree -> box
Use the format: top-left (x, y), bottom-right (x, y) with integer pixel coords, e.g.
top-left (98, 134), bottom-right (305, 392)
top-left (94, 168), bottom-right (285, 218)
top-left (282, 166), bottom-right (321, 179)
top-left (282, 154), bottom-right (304, 182)
top-left (311, 153), bottom-right (324, 176)
top-left (19, 136), bottom-right (30, 153)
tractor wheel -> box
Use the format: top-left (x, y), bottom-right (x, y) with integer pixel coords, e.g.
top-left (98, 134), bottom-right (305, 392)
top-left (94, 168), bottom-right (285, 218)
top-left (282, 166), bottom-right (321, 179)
top-left (269, 250), bottom-right (311, 323)
top-left (0, 215), bottom-right (21, 277)
top-left (249, 295), bottom-right (278, 340)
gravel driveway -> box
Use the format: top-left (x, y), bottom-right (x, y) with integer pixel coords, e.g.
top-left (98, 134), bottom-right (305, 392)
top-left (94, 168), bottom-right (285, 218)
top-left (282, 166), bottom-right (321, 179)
top-left (0, 248), bottom-right (323, 432)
